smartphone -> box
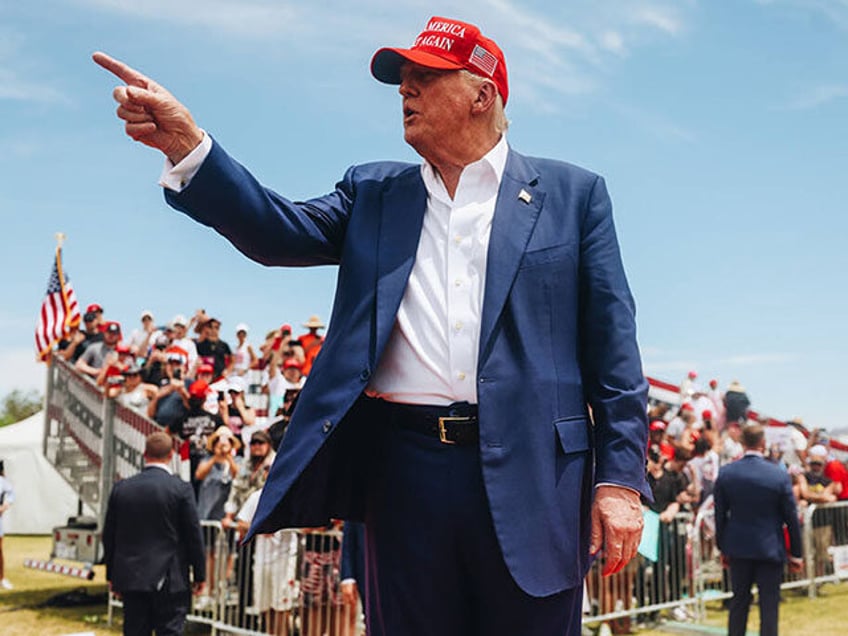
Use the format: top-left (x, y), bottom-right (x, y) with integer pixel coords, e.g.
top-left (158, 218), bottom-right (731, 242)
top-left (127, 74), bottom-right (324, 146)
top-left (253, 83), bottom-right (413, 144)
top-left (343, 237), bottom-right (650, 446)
top-left (218, 391), bottom-right (225, 401)
top-left (173, 368), bottom-right (182, 380)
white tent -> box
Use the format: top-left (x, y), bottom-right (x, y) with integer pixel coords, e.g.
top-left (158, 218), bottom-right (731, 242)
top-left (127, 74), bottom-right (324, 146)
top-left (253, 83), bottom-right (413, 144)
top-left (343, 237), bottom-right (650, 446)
top-left (0, 411), bottom-right (87, 534)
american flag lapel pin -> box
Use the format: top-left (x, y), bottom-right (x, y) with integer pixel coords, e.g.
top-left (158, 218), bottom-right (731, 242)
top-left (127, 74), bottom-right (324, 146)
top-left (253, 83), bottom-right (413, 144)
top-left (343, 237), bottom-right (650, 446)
top-left (518, 189), bottom-right (532, 204)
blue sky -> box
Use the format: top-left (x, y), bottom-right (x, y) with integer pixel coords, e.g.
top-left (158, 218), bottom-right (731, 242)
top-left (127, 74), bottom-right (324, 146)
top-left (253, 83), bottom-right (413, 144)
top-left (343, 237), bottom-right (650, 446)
top-left (1, 1), bottom-right (846, 429)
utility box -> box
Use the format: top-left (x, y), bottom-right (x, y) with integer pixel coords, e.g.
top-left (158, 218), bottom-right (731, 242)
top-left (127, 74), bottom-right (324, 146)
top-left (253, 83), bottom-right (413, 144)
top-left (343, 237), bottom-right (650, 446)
top-left (51, 516), bottom-right (101, 564)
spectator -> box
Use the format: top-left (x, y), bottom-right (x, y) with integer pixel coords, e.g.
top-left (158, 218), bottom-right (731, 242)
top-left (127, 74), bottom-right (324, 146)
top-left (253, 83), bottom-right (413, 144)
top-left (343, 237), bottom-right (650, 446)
top-left (170, 314), bottom-right (199, 371)
top-left (221, 429), bottom-right (275, 533)
top-left (707, 379), bottom-right (726, 430)
top-left (147, 347), bottom-right (191, 434)
top-left (797, 445), bottom-right (839, 578)
top-left (235, 487), bottom-right (299, 635)
top-left (116, 364), bottom-right (159, 414)
top-left (172, 380), bottom-right (226, 492)
top-left (779, 418), bottom-right (809, 467)
top-left (223, 376), bottom-right (256, 449)
top-left (679, 370), bottom-right (698, 401)
top-left (648, 420), bottom-right (675, 461)
top-left (644, 446), bottom-right (687, 604)
top-left (195, 426), bottom-right (240, 521)
top-left (666, 404), bottom-right (696, 441)
top-left (0, 459), bottom-right (14, 590)
top-left (232, 323), bottom-right (257, 376)
top-left (267, 349), bottom-right (305, 416)
top-left (58, 310), bottom-right (102, 362)
top-left (85, 302), bottom-right (105, 329)
top-left (688, 436), bottom-right (720, 505)
top-left (720, 421), bottom-right (744, 466)
top-left (723, 380), bottom-right (751, 425)
top-left (297, 315), bottom-right (325, 376)
top-left (75, 321), bottom-right (122, 378)
top-left (127, 309), bottom-right (157, 358)
top-left (196, 363), bottom-right (223, 414)
top-left (141, 334), bottom-right (171, 384)
top-left (195, 316), bottom-right (234, 378)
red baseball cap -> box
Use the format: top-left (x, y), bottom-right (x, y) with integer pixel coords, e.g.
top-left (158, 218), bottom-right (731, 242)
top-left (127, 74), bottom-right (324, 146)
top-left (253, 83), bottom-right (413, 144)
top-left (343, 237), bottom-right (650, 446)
top-left (282, 358), bottom-right (302, 370)
top-left (650, 420), bottom-right (666, 432)
top-left (371, 16), bottom-right (509, 104)
top-left (188, 380), bottom-right (210, 398)
top-left (197, 363), bottom-right (215, 375)
top-left (87, 303), bottom-right (103, 313)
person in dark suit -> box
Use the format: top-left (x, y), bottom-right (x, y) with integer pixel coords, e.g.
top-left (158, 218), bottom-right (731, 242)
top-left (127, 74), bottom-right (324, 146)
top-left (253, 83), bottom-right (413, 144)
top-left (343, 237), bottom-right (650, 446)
top-left (714, 423), bottom-right (803, 636)
top-left (94, 15), bottom-right (649, 635)
top-left (102, 432), bottom-right (206, 636)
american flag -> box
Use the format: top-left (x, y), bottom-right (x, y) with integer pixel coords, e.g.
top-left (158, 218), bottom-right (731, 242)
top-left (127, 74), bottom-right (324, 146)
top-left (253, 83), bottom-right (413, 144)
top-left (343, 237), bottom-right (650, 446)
top-left (35, 247), bottom-right (81, 361)
top-left (469, 44), bottom-right (498, 77)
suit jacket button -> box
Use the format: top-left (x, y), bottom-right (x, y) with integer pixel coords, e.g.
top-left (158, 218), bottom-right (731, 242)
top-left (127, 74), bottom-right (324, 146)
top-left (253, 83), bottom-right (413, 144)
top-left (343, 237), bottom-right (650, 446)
top-left (322, 420), bottom-right (332, 433)
top-left (359, 368), bottom-right (371, 381)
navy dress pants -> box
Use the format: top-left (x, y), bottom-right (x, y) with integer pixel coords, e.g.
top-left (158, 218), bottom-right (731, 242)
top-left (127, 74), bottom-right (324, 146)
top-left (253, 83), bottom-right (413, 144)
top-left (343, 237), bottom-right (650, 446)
top-left (364, 420), bottom-right (582, 636)
top-left (728, 558), bottom-right (783, 636)
top-left (121, 589), bottom-right (190, 636)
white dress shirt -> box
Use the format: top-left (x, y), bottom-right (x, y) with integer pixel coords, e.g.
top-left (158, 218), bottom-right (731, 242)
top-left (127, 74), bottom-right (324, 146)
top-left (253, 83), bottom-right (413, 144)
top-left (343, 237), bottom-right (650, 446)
top-left (161, 133), bottom-right (509, 406)
top-left (366, 136), bottom-right (508, 406)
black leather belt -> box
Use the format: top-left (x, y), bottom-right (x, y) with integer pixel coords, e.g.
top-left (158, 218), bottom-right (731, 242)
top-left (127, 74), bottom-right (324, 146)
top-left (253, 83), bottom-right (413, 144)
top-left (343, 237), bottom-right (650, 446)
top-left (368, 398), bottom-right (479, 446)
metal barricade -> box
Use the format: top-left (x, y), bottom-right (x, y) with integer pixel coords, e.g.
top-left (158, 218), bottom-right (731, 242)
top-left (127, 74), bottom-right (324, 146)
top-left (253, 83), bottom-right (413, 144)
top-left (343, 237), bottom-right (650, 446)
top-left (44, 356), bottom-right (185, 525)
top-left (802, 500), bottom-right (848, 598)
top-left (157, 525), bottom-right (364, 636)
top-left (583, 512), bottom-right (697, 630)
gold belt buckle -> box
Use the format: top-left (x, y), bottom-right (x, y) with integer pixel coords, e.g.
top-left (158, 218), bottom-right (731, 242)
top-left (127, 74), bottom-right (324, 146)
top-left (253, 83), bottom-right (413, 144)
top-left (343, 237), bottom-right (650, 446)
top-left (438, 416), bottom-right (469, 445)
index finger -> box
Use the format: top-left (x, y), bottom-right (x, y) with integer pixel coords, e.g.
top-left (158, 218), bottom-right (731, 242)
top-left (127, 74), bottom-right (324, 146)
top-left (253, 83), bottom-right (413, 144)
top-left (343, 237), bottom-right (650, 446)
top-left (92, 51), bottom-right (150, 88)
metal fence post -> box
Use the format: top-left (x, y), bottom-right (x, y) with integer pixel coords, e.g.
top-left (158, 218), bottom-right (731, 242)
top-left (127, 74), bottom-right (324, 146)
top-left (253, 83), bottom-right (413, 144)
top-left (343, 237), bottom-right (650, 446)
top-left (804, 504), bottom-right (817, 599)
top-left (99, 396), bottom-right (116, 529)
top-left (43, 357), bottom-right (55, 458)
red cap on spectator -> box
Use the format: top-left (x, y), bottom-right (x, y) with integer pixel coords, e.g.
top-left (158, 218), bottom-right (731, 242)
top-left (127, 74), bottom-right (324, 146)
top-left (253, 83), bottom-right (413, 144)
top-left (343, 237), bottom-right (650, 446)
top-left (115, 343), bottom-right (131, 354)
top-left (165, 346), bottom-right (188, 364)
top-left (702, 410), bottom-right (712, 420)
top-left (188, 380), bottom-right (210, 398)
top-left (102, 321), bottom-right (121, 335)
top-left (283, 358), bottom-right (303, 370)
top-left (688, 370), bottom-right (697, 379)
top-left (197, 363), bottom-right (215, 375)
top-left (681, 403), bottom-right (694, 412)
top-left (280, 324), bottom-right (292, 334)
top-left (86, 303), bottom-right (103, 314)
top-left (709, 379), bottom-right (718, 388)
top-left (650, 420), bottom-right (666, 432)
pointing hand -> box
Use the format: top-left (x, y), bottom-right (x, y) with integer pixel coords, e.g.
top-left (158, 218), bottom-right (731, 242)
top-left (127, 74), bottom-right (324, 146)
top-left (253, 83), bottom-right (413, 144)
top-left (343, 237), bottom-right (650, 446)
top-left (92, 52), bottom-right (203, 164)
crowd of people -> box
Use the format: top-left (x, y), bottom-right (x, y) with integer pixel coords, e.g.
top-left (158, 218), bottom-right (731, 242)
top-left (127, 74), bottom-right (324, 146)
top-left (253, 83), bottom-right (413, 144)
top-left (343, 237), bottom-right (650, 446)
top-left (615, 372), bottom-right (848, 632)
top-left (51, 304), bottom-right (364, 632)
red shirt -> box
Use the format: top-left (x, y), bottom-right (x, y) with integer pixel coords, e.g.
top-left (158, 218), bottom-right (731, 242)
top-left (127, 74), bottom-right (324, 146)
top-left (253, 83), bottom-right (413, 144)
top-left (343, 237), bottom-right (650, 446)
top-left (824, 459), bottom-right (848, 500)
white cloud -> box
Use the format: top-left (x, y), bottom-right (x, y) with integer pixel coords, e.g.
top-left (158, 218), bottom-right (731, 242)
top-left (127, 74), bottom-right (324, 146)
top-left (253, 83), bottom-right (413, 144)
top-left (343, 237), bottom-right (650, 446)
top-left (599, 30), bottom-right (627, 55)
top-left (756, 0), bottom-right (848, 29)
top-left (716, 353), bottom-right (794, 366)
top-left (781, 84), bottom-right (848, 110)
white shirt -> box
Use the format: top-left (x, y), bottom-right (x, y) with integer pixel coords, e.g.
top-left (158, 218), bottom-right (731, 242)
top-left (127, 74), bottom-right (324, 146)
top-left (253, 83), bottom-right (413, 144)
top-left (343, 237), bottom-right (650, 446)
top-left (366, 136), bottom-right (508, 405)
top-left (164, 133), bottom-right (508, 406)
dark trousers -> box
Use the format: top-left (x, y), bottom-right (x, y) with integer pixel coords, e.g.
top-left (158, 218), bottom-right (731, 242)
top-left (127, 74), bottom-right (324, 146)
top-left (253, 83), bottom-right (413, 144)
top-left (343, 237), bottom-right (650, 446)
top-left (121, 590), bottom-right (190, 636)
top-left (728, 558), bottom-right (783, 636)
top-left (364, 421), bottom-right (582, 636)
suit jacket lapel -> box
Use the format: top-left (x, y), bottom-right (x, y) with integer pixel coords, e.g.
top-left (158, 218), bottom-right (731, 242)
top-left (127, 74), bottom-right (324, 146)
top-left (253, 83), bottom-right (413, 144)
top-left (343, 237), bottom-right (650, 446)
top-left (374, 168), bottom-right (428, 363)
top-left (479, 150), bottom-right (544, 362)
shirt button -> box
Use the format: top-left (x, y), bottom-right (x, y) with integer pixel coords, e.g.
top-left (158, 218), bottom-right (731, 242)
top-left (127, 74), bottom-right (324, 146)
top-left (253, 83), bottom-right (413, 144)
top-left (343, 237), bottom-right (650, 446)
top-left (454, 321), bottom-right (463, 331)
top-left (454, 279), bottom-right (462, 287)
top-left (322, 420), bottom-right (332, 433)
top-left (454, 235), bottom-right (463, 244)
top-left (457, 372), bottom-right (466, 381)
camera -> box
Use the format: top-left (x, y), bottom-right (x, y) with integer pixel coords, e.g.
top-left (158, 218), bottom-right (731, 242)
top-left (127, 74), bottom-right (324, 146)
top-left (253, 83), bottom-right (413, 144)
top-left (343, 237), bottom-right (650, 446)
top-left (173, 368), bottom-right (182, 380)
top-left (107, 374), bottom-right (125, 386)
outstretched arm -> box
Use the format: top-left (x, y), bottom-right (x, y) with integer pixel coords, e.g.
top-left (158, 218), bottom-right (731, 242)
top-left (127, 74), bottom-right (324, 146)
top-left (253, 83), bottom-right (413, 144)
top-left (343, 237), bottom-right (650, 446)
top-left (92, 52), bottom-right (203, 164)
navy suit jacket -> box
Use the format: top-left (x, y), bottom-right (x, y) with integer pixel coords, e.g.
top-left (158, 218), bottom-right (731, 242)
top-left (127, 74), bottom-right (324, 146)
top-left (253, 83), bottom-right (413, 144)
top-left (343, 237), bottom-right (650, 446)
top-left (102, 466), bottom-right (206, 593)
top-left (714, 454), bottom-right (802, 562)
top-left (166, 138), bottom-right (649, 596)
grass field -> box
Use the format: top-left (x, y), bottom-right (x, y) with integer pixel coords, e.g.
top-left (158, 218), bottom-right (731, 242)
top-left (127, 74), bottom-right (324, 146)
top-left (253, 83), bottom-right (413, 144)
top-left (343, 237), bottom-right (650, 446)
top-left (3, 535), bottom-right (848, 635)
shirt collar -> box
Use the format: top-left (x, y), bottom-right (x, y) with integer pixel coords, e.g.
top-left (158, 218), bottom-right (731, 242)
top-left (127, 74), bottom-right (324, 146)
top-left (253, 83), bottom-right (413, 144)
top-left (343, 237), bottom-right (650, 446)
top-left (744, 450), bottom-right (764, 458)
top-left (421, 134), bottom-right (509, 205)
top-left (145, 461), bottom-right (173, 474)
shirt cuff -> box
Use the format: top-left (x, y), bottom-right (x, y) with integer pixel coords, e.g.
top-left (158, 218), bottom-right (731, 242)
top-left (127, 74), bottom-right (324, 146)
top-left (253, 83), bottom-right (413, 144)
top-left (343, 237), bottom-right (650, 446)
top-left (595, 482), bottom-right (641, 496)
top-left (158, 131), bottom-right (212, 192)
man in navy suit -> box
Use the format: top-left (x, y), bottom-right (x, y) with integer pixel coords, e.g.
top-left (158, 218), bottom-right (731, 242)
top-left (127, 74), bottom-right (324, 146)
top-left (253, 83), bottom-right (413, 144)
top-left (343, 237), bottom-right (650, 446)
top-left (714, 423), bottom-right (803, 636)
top-left (95, 15), bottom-right (649, 635)
top-left (102, 432), bottom-right (206, 636)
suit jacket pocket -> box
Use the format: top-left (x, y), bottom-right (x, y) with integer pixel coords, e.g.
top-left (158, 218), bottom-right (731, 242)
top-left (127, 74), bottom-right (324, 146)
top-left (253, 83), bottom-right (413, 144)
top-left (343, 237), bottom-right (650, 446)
top-left (554, 415), bottom-right (590, 454)
top-left (519, 243), bottom-right (574, 269)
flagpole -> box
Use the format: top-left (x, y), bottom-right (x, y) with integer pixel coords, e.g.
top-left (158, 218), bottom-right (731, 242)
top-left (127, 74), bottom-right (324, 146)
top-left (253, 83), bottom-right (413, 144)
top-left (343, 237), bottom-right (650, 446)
top-left (55, 232), bottom-right (66, 250)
